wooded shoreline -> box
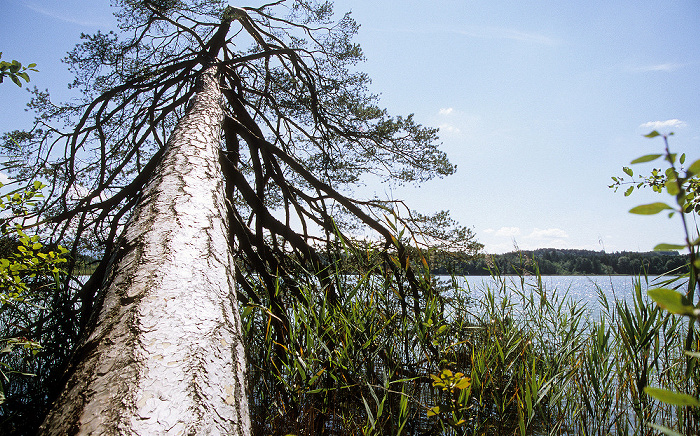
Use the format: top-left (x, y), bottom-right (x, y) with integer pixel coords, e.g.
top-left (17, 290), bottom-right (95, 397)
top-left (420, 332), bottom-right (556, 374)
top-left (427, 247), bottom-right (686, 276)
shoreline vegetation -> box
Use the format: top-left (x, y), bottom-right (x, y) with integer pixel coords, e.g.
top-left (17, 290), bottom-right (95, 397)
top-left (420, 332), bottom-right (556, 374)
top-left (65, 247), bottom-right (688, 278)
top-left (5, 241), bottom-right (698, 434)
top-left (241, 260), bottom-right (700, 435)
top-left (425, 247), bottom-right (685, 276)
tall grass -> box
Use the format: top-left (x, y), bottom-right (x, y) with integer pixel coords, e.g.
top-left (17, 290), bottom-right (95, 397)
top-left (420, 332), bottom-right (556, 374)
top-left (241, 255), bottom-right (700, 435)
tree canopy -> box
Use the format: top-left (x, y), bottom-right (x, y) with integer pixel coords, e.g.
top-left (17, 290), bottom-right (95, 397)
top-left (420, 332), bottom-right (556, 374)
top-left (2, 0), bottom-right (477, 306)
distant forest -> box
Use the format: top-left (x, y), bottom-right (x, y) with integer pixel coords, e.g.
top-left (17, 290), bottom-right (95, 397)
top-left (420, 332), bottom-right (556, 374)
top-left (427, 248), bottom-right (688, 276)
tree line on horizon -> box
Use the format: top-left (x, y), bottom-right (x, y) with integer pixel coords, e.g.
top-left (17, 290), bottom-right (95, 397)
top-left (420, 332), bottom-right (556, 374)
top-left (426, 248), bottom-right (687, 276)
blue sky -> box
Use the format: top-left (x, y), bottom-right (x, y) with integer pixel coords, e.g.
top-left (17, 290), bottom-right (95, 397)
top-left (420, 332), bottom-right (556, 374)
top-left (1, 1), bottom-right (699, 253)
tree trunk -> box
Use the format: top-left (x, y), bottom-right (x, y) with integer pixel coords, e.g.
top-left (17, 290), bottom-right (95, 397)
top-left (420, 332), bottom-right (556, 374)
top-left (39, 68), bottom-right (251, 435)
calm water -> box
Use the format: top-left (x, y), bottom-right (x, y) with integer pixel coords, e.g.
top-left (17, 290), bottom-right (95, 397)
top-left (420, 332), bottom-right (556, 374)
top-left (443, 275), bottom-right (686, 317)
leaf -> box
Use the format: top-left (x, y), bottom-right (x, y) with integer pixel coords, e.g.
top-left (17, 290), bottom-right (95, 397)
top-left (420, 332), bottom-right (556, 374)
top-left (361, 396), bottom-right (375, 427)
top-left (681, 153), bottom-right (686, 164)
top-left (665, 179), bottom-right (679, 196)
top-left (644, 386), bottom-right (700, 407)
top-left (241, 305), bottom-right (254, 318)
top-left (654, 243), bottom-right (685, 251)
top-left (623, 167), bottom-right (633, 176)
top-left (686, 159), bottom-right (700, 177)
top-left (454, 377), bottom-right (471, 389)
top-left (644, 130), bottom-right (661, 138)
top-left (647, 423), bottom-right (685, 436)
top-left (631, 154), bottom-right (662, 164)
top-left (624, 186), bottom-right (634, 197)
top-left (629, 202), bottom-right (673, 215)
top-left (647, 288), bottom-right (698, 317)
top-left (427, 405), bottom-right (440, 417)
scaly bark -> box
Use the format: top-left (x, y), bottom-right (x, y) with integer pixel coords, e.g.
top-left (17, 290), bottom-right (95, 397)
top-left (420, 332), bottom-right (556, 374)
top-left (39, 68), bottom-right (250, 435)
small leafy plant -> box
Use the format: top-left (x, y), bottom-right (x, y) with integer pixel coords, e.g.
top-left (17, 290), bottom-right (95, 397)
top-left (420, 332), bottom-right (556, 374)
top-left (427, 368), bottom-right (472, 428)
top-left (0, 53), bottom-right (37, 87)
top-left (615, 131), bottom-right (700, 436)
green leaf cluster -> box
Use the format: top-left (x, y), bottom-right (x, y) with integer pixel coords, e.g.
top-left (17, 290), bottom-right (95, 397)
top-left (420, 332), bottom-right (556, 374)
top-left (427, 369), bottom-right (472, 427)
top-left (611, 131), bottom-right (700, 217)
top-left (0, 53), bottom-right (37, 87)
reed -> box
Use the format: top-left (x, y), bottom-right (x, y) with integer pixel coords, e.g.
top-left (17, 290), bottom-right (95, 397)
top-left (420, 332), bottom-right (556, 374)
top-left (241, 255), bottom-right (700, 435)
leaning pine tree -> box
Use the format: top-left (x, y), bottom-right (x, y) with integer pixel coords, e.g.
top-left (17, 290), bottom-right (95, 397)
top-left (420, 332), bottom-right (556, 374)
top-left (38, 32), bottom-right (249, 435)
top-left (1, 0), bottom-right (481, 434)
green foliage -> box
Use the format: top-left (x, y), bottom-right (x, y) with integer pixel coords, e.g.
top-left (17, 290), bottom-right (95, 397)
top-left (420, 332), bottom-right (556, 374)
top-left (647, 288), bottom-right (698, 318)
top-left (614, 131), bottom-right (700, 435)
top-left (435, 248), bottom-right (685, 276)
top-left (0, 53), bottom-right (37, 87)
top-left (427, 369), bottom-right (471, 427)
top-left (0, 181), bottom-right (67, 406)
top-left (644, 387), bottom-right (700, 408)
top-left (242, 232), bottom-right (700, 434)
top-left (629, 202), bottom-right (673, 215)
top-left (611, 131), bottom-right (700, 215)
top-left (242, 239), bottom-right (438, 434)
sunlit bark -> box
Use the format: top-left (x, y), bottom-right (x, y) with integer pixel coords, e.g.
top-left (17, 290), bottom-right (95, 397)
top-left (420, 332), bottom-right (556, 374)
top-left (38, 68), bottom-right (250, 435)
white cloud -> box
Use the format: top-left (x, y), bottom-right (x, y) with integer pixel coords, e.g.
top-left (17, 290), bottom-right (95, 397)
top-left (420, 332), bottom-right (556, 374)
top-left (630, 63), bottom-right (682, 73)
top-left (482, 227), bottom-right (576, 253)
top-left (437, 108), bottom-right (459, 133)
top-left (371, 25), bottom-right (561, 46)
top-left (526, 228), bottom-right (569, 239)
top-left (639, 119), bottom-right (687, 131)
top-left (484, 226), bottom-right (521, 237)
top-left (433, 108), bottom-right (486, 139)
top-left (483, 241), bottom-right (519, 254)
top-left (437, 123), bottom-right (461, 134)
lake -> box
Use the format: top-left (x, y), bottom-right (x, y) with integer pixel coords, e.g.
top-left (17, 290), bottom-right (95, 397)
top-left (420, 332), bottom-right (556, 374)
top-left (441, 274), bottom-right (686, 318)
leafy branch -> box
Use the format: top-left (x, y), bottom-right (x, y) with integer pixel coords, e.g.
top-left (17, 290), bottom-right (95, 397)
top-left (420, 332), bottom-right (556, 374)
top-left (616, 131), bottom-right (700, 435)
top-left (0, 53), bottom-right (37, 87)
